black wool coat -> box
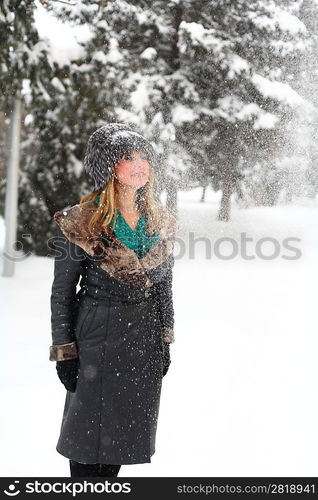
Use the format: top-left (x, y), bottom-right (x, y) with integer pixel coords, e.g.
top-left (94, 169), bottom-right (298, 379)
top-left (49, 200), bottom-right (179, 465)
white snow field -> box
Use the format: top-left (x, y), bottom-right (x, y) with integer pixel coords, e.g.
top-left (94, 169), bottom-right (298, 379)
top-left (0, 187), bottom-right (317, 477)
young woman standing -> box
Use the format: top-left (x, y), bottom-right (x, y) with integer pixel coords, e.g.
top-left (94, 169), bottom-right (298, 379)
top-left (49, 123), bottom-right (179, 477)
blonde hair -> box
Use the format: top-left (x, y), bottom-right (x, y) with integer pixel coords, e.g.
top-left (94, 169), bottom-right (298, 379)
top-left (79, 160), bottom-right (164, 237)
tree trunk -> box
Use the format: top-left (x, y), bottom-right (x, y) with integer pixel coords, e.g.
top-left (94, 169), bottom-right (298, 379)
top-left (217, 185), bottom-right (232, 222)
top-left (200, 185), bottom-right (207, 202)
top-left (166, 180), bottom-right (178, 217)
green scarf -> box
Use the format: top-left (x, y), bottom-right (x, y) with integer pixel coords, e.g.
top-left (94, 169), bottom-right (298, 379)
top-left (95, 195), bottom-right (160, 258)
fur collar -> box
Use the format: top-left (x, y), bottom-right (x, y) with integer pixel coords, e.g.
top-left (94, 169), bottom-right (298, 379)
top-left (53, 200), bottom-right (179, 289)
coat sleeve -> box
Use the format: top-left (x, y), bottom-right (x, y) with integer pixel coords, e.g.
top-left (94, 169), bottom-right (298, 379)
top-left (49, 225), bottom-right (84, 361)
top-left (153, 256), bottom-right (175, 344)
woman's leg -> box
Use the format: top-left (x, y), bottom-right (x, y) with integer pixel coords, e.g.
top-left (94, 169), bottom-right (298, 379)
top-left (69, 459), bottom-right (101, 477)
top-left (98, 463), bottom-right (121, 477)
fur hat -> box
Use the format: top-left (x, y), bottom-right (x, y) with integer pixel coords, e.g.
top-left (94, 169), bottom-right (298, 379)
top-left (83, 122), bottom-right (159, 191)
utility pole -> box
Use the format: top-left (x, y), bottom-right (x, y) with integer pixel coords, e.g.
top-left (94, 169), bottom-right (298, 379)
top-left (2, 95), bottom-right (22, 277)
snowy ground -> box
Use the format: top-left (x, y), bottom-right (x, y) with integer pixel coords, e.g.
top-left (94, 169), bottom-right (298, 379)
top-left (0, 187), bottom-right (317, 477)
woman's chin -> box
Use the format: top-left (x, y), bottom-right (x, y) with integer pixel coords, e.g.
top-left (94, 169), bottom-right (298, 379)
top-left (119, 179), bottom-right (149, 188)
top-left (134, 179), bottom-right (148, 188)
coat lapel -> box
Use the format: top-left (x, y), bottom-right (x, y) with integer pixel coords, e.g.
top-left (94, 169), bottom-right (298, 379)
top-left (53, 200), bottom-right (179, 288)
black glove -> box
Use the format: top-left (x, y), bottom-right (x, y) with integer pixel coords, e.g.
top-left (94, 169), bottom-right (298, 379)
top-left (56, 358), bottom-right (79, 392)
top-left (162, 341), bottom-right (171, 377)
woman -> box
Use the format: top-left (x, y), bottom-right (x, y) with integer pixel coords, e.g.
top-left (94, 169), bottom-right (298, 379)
top-left (49, 123), bottom-right (180, 477)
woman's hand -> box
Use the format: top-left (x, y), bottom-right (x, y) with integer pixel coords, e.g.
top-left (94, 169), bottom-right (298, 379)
top-left (56, 358), bottom-right (79, 392)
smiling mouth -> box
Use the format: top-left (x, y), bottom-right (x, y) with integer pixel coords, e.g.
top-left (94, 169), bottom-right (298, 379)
top-left (132, 173), bottom-right (146, 177)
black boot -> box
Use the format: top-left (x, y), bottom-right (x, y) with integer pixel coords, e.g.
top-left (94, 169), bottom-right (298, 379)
top-left (69, 460), bottom-right (101, 477)
top-left (98, 463), bottom-right (121, 477)
top-left (69, 459), bottom-right (121, 477)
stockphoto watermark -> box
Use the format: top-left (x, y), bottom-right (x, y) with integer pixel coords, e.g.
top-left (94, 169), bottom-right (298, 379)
top-left (175, 232), bottom-right (302, 260)
top-left (1, 231), bottom-right (302, 263)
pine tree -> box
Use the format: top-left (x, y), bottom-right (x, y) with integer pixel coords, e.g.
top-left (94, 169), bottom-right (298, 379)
top-left (0, 0), bottom-right (55, 255)
top-left (173, 0), bottom-right (310, 220)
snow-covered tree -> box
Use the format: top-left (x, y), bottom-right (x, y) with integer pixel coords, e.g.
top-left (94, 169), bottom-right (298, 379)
top-left (0, 0), bottom-right (55, 254)
top-left (171, 0), bottom-right (313, 220)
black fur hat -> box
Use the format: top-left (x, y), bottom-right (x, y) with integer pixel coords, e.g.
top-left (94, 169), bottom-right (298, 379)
top-left (83, 122), bottom-right (159, 191)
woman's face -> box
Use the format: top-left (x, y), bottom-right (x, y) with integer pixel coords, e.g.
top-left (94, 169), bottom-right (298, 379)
top-left (114, 151), bottom-right (150, 188)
